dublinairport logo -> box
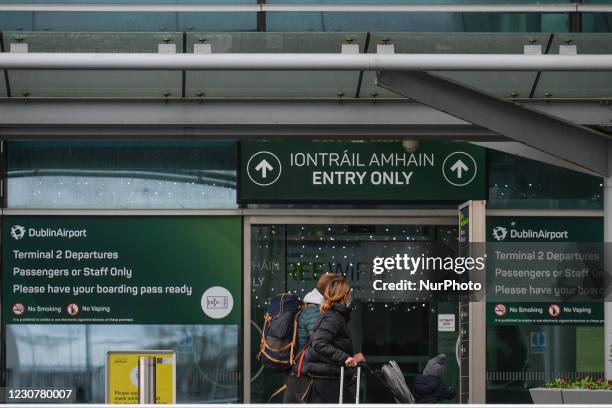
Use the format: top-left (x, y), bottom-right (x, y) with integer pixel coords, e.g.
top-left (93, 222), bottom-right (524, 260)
top-left (9, 225), bottom-right (88, 240)
top-left (492, 226), bottom-right (508, 241)
top-left (491, 221), bottom-right (568, 241)
top-left (10, 225), bottom-right (26, 240)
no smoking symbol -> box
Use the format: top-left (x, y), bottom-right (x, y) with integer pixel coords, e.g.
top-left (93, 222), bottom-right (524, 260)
top-left (494, 303), bottom-right (507, 317)
top-left (12, 303), bottom-right (25, 316)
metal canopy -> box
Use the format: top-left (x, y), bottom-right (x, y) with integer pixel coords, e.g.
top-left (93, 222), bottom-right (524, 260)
top-left (377, 70), bottom-right (612, 176)
top-left (0, 31), bottom-right (611, 177)
top-left (4, 32), bottom-right (612, 99)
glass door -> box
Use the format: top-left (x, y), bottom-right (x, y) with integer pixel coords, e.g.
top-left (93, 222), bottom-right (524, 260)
top-left (247, 218), bottom-right (461, 403)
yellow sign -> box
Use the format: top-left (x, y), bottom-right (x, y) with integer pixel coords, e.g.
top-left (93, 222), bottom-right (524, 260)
top-left (106, 350), bottom-right (176, 404)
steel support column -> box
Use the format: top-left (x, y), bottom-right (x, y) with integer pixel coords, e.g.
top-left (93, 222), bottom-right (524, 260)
top-left (605, 143), bottom-right (612, 379)
top-left (376, 71), bottom-right (610, 176)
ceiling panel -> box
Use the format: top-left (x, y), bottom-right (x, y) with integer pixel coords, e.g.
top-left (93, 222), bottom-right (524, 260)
top-left (185, 32), bottom-right (365, 98)
top-left (4, 31), bottom-right (183, 97)
top-left (361, 32), bottom-right (549, 99)
top-left (534, 33), bottom-right (612, 98)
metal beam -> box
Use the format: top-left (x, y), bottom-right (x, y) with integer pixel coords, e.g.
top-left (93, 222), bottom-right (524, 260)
top-left (0, 99), bottom-right (499, 139)
top-left (3, 3), bottom-right (612, 12)
top-left (0, 99), bottom-right (609, 137)
top-left (0, 99), bottom-right (470, 126)
top-left (0, 3), bottom-right (588, 12)
top-left (0, 125), bottom-right (499, 139)
top-left (377, 71), bottom-right (611, 176)
top-left (264, 3), bottom-right (578, 12)
top-left (2, 53), bottom-right (612, 71)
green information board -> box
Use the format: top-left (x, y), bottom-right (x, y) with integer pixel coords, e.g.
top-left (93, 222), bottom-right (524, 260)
top-left (240, 141), bottom-right (485, 202)
top-left (4, 216), bottom-right (241, 324)
top-left (486, 216), bottom-right (603, 326)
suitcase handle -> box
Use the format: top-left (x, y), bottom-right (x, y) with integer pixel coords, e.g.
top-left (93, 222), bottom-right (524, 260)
top-left (339, 366), bottom-right (344, 404)
top-left (339, 365), bottom-right (362, 404)
top-left (355, 366), bottom-right (361, 404)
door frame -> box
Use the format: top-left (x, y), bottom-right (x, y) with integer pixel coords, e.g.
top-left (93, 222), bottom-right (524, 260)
top-left (242, 209), bottom-right (459, 403)
top-left (458, 200), bottom-right (487, 404)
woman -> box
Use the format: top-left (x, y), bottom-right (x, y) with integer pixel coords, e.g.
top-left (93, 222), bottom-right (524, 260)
top-left (304, 276), bottom-right (366, 403)
top-left (282, 273), bottom-right (341, 403)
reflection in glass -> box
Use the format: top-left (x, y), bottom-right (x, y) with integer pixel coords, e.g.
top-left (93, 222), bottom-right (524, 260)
top-left (250, 223), bottom-right (460, 403)
top-left (487, 150), bottom-right (603, 209)
top-left (8, 141), bottom-right (237, 209)
top-left (267, 12), bottom-right (568, 32)
top-left (486, 324), bottom-right (604, 403)
top-left (7, 324), bottom-right (239, 403)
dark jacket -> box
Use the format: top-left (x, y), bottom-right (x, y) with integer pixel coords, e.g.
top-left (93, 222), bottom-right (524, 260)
top-left (303, 302), bottom-right (354, 378)
top-left (411, 374), bottom-right (456, 403)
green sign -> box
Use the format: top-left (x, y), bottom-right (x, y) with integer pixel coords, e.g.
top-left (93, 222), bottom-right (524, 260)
top-left (488, 302), bottom-right (604, 325)
top-left (240, 141), bottom-right (485, 202)
top-left (4, 216), bottom-right (241, 324)
top-left (486, 216), bottom-right (604, 326)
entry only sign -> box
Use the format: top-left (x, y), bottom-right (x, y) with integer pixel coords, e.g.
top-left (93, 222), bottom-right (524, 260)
top-left (240, 141), bottom-right (486, 202)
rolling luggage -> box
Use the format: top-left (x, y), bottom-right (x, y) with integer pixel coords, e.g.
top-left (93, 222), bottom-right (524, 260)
top-left (342, 362), bottom-right (415, 404)
top-left (339, 365), bottom-right (361, 404)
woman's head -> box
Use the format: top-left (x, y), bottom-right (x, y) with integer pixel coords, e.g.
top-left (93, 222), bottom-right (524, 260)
top-left (320, 276), bottom-right (352, 312)
top-left (316, 273), bottom-right (341, 293)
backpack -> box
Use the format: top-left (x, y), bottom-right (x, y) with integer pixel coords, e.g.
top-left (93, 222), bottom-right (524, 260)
top-left (257, 293), bottom-right (303, 371)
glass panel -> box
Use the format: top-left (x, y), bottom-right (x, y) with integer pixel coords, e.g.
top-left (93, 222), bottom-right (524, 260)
top-left (250, 225), bottom-right (287, 404)
top-left (534, 33), bottom-right (612, 98)
top-left (250, 223), bottom-right (460, 403)
top-left (3, 32), bottom-right (182, 97)
top-left (7, 324), bottom-right (240, 403)
top-left (0, 0), bottom-right (254, 3)
top-left (486, 325), bottom-right (605, 403)
top-left (267, 0), bottom-right (567, 3)
top-left (361, 33), bottom-right (549, 99)
top-left (267, 12), bottom-right (567, 33)
top-left (582, 13), bottom-right (612, 33)
top-left (487, 149), bottom-right (603, 209)
top-left (0, 0), bottom-right (256, 32)
top-left (267, 11), bottom-right (463, 32)
top-left (0, 71), bottom-right (7, 97)
top-left (0, 12), bottom-right (256, 32)
top-left (186, 33), bottom-right (365, 98)
top-left (7, 141), bottom-right (238, 209)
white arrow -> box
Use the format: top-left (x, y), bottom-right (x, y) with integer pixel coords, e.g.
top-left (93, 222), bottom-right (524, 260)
top-left (450, 159), bottom-right (469, 178)
top-left (255, 159), bottom-right (274, 178)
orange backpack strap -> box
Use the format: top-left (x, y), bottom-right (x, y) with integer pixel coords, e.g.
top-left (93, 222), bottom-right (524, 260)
top-left (257, 313), bottom-right (272, 360)
top-left (268, 384), bottom-right (287, 403)
top-left (297, 345), bottom-right (307, 378)
top-left (289, 307), bottom-right (304, 365)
